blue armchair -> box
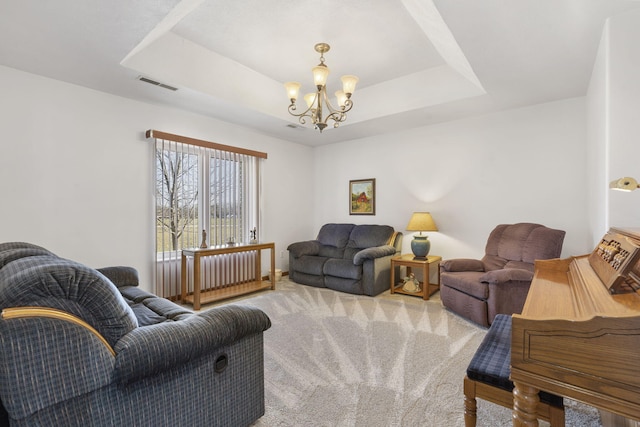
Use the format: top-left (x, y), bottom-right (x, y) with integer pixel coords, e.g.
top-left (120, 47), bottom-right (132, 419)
top-left (0, 242), bottom-right (271, 426)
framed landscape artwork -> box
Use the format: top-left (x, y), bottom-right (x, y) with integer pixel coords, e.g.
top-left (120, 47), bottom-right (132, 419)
top-left (349, 178), bottom-right (376, 215)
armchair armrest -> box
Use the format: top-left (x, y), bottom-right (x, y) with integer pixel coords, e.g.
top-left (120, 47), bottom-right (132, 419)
top-left (287, 240), bottom-right (321, 257)
top-left (441, 258), bottom-right (485, 272)
top-left (114, 305), bottom-right (271, 384)
top-left (353, 245), bottom-right (397, 266)
top-left (479, 268), bottom-right (533, 285)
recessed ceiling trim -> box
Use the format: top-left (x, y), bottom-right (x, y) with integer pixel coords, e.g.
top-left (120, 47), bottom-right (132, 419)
top-left (120, 0), bottom-right (205, 65)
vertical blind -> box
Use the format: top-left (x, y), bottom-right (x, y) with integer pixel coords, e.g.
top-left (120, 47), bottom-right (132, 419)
top-left (146, 130), bottom-right (267, 298)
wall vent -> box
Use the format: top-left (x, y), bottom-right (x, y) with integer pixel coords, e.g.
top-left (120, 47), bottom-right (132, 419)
top-left (137, 76), bottom-right (178, 91)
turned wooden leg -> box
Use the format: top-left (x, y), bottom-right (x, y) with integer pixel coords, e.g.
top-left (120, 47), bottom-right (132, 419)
top-left (512, 382), bottom-right (539, 427)
top-left (463, 376), bottom-right (477, 427)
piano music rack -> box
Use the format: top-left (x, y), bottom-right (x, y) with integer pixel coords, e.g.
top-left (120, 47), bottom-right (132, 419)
top-left (588, 231), bottom-right (640, 293)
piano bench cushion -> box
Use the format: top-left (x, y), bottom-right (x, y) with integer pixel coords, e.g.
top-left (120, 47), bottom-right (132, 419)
top-left (466, 314), bottom-right (563, 407)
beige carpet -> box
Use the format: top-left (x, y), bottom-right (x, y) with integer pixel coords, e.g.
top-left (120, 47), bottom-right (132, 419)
top-left (234, 278), bottom-right (601, 427)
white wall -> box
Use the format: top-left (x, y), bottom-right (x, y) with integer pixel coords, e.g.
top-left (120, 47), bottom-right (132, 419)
top-left (606, 9), bottom-right (640, 228)
top-left (0, 65), bottom-right (314, 292)
top-left (586, 19), bottom-right (610, 245)
top-left (313, 98), bottom-right (591, 260)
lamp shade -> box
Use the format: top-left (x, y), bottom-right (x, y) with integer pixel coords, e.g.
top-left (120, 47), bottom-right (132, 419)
top-left (284, 81), bottom-right (301, 102)
top-left (406, 212), bottom-right (438, 232)
top-left (312, 65), bottom-right (330, 87)
top-left (335, 90), bottom-right (347, 108)
top-left (341, 75), bottom-right (359, 95)
top-left (610, 177), bottom-right (639, 192)
top-left (304, 93), bottom-right (317, 109)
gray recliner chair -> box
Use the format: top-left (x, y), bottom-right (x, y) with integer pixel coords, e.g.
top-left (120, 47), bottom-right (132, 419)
top-left (288, 223), bottom-right (402, 296)
top-left (440, 223), bottom-right (565, 327)
top-left (0, 242), bottom-right (271, 426)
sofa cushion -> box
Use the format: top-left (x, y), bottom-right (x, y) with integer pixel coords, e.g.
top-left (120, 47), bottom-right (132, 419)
top-left (0, 255), bottom-right (138, 347)
top-left (295, 255), bottom-right (330, 276)
top-left (0, 243), bottom-right (56, 269)
top-left (504, 260), bottom-right (534, 272)
top-left (324, 276), bottom-right (363, 294)
top-left (318, 245), bottom-right (346, 259)
top-left (119, 286), bottom-right (193, 327)
top-left (323, 258), bottom-right (362, 280)
top-left (522, 226), bottom-right (566, 263)
top-left (317, 223), bottom-right (355, 248)
top-left (496, 224), bottom-right (540, 261)
top-left (479, 268), bottom-right (533, 285)
top-left (441, 258), bottom-right (485, 272)
top-left (97, 266), bottom-right (139, 288)
top-left (486, 223), bottom-right (565, 264)
top-left (343, 225), bottom-right (395, 260)
top-left (348, 224), bottom-right (394, 249)
top-left (439, 271), bottom-right (488, 299)
top-left (481, 254), bottom-right (508, 271)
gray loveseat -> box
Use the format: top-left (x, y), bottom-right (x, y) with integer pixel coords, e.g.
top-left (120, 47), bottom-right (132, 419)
top-left (0, 242), bottom-right (271, 427)
top-left (287, 223), bottom-right (402, 296)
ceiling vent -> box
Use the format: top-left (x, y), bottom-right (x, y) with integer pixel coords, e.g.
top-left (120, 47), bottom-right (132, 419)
top-left (137, 76), bottom-right (178, 91)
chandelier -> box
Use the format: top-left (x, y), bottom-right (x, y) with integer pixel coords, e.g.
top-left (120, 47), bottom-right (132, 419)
top-left (284, 43), bottom-right (359, 133)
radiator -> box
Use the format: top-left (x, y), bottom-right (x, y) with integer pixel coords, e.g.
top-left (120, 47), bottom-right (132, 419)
top-left (156, 251), bottom-right (258, 300)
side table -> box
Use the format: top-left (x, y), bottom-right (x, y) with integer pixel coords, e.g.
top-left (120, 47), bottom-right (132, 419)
top-left (181, 242), bottom-right (275, 310)
top-left (390, 254), bottom-right (442, 300)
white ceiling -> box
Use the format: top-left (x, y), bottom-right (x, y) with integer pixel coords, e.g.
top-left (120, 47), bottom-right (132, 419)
top-left (2, 0), bottom-right (640, 146)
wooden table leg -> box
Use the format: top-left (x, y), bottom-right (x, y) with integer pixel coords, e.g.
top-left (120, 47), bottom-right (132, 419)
top-left (181, 253), bottom-right (187, 303)
top-left (256, 249), bottom-right (262, 285)
top-left (512, 382), bottom-right (540, 427)
top-left (269, 244), bottom-right (275, 289)
top-left (390, 260), bottom-right (396, 294)
top-left (193, 254), bottom-right (201, 311)
top-left (423, 261), bottom-right (429, 300)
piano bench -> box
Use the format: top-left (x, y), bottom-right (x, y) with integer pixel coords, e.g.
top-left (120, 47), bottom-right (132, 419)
top-left (464, 314), bottom-right (565, 427)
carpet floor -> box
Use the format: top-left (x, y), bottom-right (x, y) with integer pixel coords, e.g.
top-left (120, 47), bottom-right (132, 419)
top-left (228, 279), bottom-right (602, 427)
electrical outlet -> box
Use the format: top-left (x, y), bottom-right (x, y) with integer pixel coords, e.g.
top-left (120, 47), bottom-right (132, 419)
top-left (280, 251), bottom-right (285, 258)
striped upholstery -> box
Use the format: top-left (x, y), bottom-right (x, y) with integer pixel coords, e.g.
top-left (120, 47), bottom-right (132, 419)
top-left (0, 242), bottom-right (271, 426)
top-left (0, 255), bottom-right (139, 347)
top-left (466, 314), bottom-right (562, 406)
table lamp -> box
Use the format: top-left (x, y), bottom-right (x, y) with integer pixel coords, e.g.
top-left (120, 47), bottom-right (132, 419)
top-left (406, 212), bottom-right (438, 259)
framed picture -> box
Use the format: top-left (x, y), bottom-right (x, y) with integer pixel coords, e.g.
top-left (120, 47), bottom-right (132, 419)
top-left (349, 178), bottom-right (376, 215)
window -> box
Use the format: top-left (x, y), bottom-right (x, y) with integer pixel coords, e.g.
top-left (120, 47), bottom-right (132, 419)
top-left (147, 130), bottom-right (266, 297)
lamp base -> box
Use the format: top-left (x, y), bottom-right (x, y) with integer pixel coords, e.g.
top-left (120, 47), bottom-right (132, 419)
top-left (411, 235), bottom-right (431, 259)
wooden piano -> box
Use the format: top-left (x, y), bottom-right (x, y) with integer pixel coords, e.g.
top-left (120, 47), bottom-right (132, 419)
top-left (511, 227), bottom-right (640, 427)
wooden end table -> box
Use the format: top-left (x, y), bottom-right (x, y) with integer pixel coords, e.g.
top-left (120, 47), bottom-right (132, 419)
top-left (390, 254), bottom-right (442, 300)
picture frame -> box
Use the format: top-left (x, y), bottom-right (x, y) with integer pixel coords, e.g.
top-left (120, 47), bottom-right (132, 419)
top-left (349, 178), bottom-right (376, 215)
